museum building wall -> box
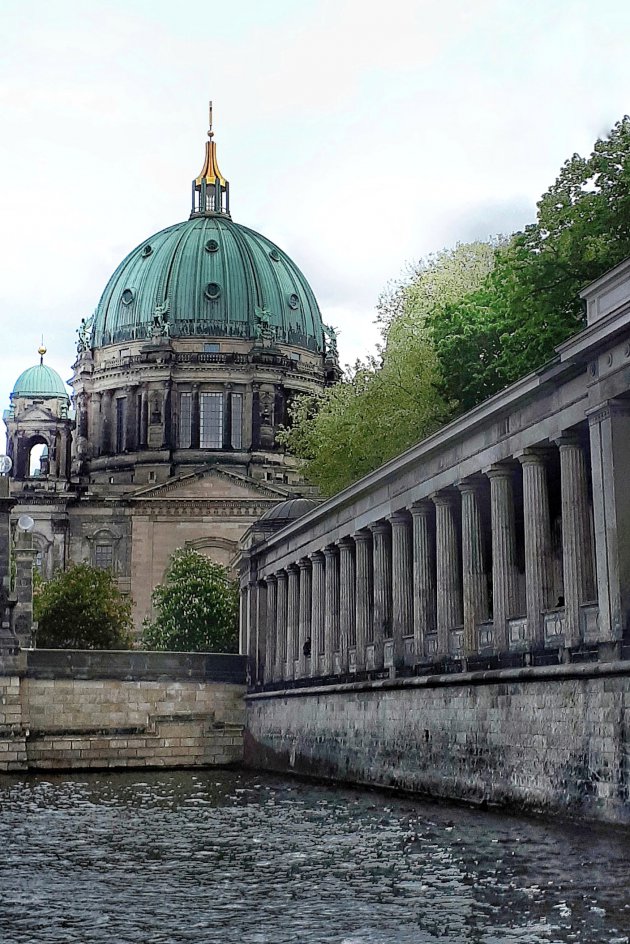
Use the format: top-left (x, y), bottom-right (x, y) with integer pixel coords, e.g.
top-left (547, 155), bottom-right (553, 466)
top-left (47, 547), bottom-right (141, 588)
top-left (241, 258), bottom-right (630, 824)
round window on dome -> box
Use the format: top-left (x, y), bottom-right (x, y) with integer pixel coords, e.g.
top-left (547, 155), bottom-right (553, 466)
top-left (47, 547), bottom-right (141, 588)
top-left (204, 282), bottom-right (222, 300)
top-left (141, 245), bottom-right (153, 258)
top-left (121, 289), bottom-right (135, 306)
top-left (205, 239), bottom-right (219, 253)
top-left (288, 293), bottom-right (300, 310)
top-left (269, 249), bottom-right (280, 262)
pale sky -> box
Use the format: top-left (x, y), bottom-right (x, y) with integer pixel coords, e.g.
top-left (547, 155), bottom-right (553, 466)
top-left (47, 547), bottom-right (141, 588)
top-left (2, 0), bottom-right (630, 419)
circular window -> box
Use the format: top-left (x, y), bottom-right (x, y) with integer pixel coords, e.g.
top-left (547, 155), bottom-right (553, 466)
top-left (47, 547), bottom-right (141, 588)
top-left (121, 288), bottom-right (135, 306)
top-left (288, 293), bottom-right (300, 310)
top-left (141, 245), bottom-right (153, 258)
top-left (204, 282), bottom-right (221, 300)
top-left (269, 248), bottom-right (280, 262)
top-left (205, 239), bottom-right (219, 253)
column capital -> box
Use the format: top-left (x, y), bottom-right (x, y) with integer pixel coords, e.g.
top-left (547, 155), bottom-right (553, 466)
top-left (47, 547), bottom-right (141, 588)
top-left (276, 569), bottom-right (288, 583)
top-left (309, 549), bottom-right (325, 565)
top-left (388, 510), bottom-right (411, 527)
top-left (266, 573), bottom-right (277, 585)
top-left (352, 528), bottom-right (372, 544)
top-left (554, 432), bottom-right (583, 449)
top-left (484, 462), bottom-right (516, 480)
top-left (432, 488), bottom-right (459, 507)
top-left (457, 474), bottom-right (486, 494)
top-left (322, 544), bottom-right (338, 559)
top-left (369, 520), bottom-right (390, 535)
top-left (516, 446), bottom-right (552, 466)
top-left (297, 558), bottom-right (311, 571)
top-left (287, 562), bottom-right (299, 575)
top-left (410, 500), bottom-right (433, 518)
top-left (337, 536), bottom-right (355, 551)
top-left (586, 398), bottom-right (630, 426)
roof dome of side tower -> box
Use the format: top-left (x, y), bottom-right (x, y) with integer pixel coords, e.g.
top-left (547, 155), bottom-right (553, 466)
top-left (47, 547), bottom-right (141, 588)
top-left (89, 106), bottom-right (324, 353)
top-left (11, 347), bottom-right (69, 400)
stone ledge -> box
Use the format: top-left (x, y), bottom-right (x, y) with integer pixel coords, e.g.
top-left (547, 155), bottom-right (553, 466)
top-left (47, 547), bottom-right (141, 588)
top-left (245, 658), bottom-right (630, 701)
top-left (24, 649), bottom-right (247, 684)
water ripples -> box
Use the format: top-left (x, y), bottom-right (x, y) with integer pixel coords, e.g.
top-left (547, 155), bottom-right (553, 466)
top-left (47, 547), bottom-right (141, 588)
top-left (0, 770), bottom-right (628, 943)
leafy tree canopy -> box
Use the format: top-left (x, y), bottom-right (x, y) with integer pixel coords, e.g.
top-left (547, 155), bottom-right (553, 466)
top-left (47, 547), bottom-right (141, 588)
top-left (281, 115), bottom-right (630, 492)
top-left (34, 563), bottom-right (133, 650)
top-left (278, 242), bottom-right (495, 495)
top-left (141, 548), bottom-right (239, 653)
top-left (433, 116), bottom-right (630, 408)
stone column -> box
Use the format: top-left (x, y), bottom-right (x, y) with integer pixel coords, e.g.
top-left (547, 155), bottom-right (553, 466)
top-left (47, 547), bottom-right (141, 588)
top-left (458, 479), bottom-right (488, 657)
top-left (557, 435), bottom-right (596, 648)
top-left (410, 502), bottom-right (436, 659)
top-left (89, 392), bottom-right (103, 457)
top-left (286, 565), bottom-right (299, 680)
top-left (264, 575), bottom-right (277, 684)
top-left (353, 529), bottom-right (372, 673)
top-left (255, 580), bottom-right (267, 686)
top-left (274, 570), bottom-right (288, 681)
top-left (322, 545), bottom-right (339, 675)
top-left (370, 521), bottom-right (391, 670)
top-left (518, 449), bottom-right (553, 648)
top-left (338, 537), bottom-right (355, 674)
top-left (588, 400), bottom-right (630, 647)
top-left (12, 529), bottom-right (37, 648)
top-left (297, 559), bottom-right (311, 678)
top-left (310, 551), bottom-right (325, 677)
top-left (389, 512), bottom-right (413, 668)
top-left (487, 465), bottom-right (521, 653)
top-left (433, 492), bottom-right (462, 658)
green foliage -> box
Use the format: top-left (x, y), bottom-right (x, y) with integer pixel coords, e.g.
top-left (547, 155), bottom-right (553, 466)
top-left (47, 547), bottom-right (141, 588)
top-left (433, 116), bottom-right (630, 409)
top-left (279, 242), bottom-right (494, 495)
top-left (281, 116), bottom-right (630, 493)
top-left (141, 548), bottom-right (239, 653)
top-left (34, 563), bottom-right (133, 650)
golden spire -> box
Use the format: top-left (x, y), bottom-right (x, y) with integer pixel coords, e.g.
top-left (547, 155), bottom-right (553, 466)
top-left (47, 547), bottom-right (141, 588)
top-left (191, 101), bottom-right (230, 216)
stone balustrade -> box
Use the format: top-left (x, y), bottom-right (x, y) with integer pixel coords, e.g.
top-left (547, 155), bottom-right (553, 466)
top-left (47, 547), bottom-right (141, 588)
top-left (240, 258), bottom-right (630, 687)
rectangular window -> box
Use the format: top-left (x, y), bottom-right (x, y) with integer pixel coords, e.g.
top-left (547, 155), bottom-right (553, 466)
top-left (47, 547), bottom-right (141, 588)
top-left (116, 397), bottom-right (127, 452)
top-left (179, 392), bottom-right (192, 448)
top-left (95, 545), bottom-right (113, 570)
top-left (203, 342), bottom-right (220, 353)
top-left (200, 392), bottom-right (223, 448)
top-left (230, 393), bottom-right (243, 449)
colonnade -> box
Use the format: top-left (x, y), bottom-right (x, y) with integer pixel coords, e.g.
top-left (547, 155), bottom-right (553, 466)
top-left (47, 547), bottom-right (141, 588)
top-left (245, 436), bottom-right (599, 686)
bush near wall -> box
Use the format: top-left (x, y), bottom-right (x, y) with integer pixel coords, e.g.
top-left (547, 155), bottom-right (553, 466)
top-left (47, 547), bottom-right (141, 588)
top-left (141, 548), bottom-right (239, 653)
top-left (34, 563), bottom-right (133, 650)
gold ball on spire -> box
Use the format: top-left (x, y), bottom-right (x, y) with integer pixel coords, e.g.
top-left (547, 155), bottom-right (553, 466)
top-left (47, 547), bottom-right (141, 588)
top-left (38, 344), bottom-right (47, 357)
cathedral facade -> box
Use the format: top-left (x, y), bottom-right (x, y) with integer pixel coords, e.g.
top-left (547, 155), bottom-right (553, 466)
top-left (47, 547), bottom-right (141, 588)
top-left (3, 109), bottom-right (335, 631)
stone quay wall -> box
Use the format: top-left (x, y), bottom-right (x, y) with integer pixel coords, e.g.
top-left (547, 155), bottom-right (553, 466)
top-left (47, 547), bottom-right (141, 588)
top-left (0, 650), bottom-right (246, 772)
top-left (245, 661), bottom-right (630, 825)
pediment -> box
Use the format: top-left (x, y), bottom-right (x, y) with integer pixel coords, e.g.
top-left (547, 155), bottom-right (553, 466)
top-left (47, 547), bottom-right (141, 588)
top-left (132, 465), bottom-right (289, 502)
top-left (17, 405), bottom-right (55, 423)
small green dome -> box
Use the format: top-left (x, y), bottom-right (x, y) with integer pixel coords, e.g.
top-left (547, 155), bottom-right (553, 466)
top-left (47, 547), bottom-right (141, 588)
top-left (91, 216), bottom-right (324, 351)
top-left (11, 363), bottom-right (69, 400)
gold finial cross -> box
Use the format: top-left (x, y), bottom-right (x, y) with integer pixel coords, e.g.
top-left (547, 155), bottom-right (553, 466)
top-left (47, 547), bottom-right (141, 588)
top-left (208, 100), bottom-right (213, 138)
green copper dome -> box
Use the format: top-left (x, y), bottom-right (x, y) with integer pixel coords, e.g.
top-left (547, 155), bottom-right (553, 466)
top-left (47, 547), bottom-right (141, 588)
top-left (91, 215), bottom-right (324, 351)
top-left (11, 362), bottom-right (69, 400)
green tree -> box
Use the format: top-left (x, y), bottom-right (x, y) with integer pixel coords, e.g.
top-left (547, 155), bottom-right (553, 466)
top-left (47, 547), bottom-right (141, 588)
top-left (279, 242), bottom-right (495, 495)
top-left (34, 563), bottom-right (133, 649)
top-left (141, 548), bottom-right (239, 653)
top-left (433, 116), bottom-right (630, 408)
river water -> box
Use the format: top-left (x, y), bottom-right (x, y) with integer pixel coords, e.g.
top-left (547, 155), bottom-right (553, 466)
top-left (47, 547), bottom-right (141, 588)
top-left (0, 770), bottom-right (628, 944)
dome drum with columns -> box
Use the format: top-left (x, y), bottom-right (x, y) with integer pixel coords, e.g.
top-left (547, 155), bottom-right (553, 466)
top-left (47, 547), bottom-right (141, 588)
top-left (4, 106), bottom-right (334, 631)
top-left (71, 105), bottom-right (336, 491)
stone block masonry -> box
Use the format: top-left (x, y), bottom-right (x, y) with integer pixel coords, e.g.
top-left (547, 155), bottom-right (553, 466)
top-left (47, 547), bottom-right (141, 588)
top-left (0, 650), bottom-right (246, 772)
top-left (245, 660), bottom-right (630, 825)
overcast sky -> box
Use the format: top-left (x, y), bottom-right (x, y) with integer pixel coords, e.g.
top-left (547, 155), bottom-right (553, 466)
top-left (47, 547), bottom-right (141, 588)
top-left (2, 0), bottom-right (630, 420)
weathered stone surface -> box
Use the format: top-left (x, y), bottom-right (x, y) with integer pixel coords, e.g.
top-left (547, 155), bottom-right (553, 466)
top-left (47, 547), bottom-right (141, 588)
top-left (245, 661), bottom-right (630, 824)
top-left (0, 650), bottom-right (246, 773)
